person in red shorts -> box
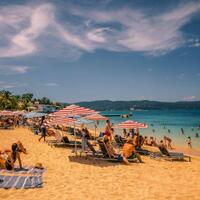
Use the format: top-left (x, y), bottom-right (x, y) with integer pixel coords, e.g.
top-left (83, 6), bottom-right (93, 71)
top-left (104, 119), bottom-right (112, 140)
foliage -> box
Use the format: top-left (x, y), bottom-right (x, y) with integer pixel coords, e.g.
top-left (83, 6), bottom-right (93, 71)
top-left (0, 90), bottom-right (52, 110)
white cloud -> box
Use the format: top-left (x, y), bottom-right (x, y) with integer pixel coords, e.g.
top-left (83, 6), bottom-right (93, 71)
top-left (147, 68), bottom-right (153, 72)
top-left (183, 96), bottom-right (199, 101)
top-left (0, 1), bottom-right (199, 59)
top-left (44, 83), bottom-right (59, 87)
top-left (188, 38), bottom-right (200, 48)
top-left (0, 65), bottom-right (30, 75)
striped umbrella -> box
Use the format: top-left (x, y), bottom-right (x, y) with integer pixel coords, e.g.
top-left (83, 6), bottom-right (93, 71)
top-left (0, 110), bottom-right (14, 116)
top-left (84, 113), bottom-right (108, 121)
top-left (49, 117), bottom-right (75, 126)
top-left (84, 113), bottom-right (108, 139)
top-left (50, 105), bottom-right (97, 154)
top-left (114, 120), bottom-right (148, 129)
top-left (51, 104), bottom-right (97, 117)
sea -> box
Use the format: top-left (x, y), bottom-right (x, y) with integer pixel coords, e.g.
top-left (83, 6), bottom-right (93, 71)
top-left (97, 109), bottom-right (200, 149)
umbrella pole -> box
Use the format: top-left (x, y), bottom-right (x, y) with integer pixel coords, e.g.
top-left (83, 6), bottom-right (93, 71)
top-left (95, 122), bottom-right (97, 140)
top-left (74, 121), bottom-right (77, 155)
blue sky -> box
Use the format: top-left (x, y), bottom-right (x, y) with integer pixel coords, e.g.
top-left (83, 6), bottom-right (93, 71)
top-left (0, 0), bottom-right (200, 102)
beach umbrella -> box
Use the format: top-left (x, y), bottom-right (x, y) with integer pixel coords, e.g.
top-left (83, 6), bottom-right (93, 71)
top-left (51, 104), bottom-right (97, 117)
top-left (114, 120), bottom-right (148, 129)
top-left (51, 105), bottom-right (97, 153)
top-left (24, 112), bottom-right (46, 119)
top-left (13, 111), bottom-right (26, 115)
top-left (0, 110), bottom-right (14, 116)
top-left (49, 117), bottom-right (76, 126)
top-left (84, 113), bottom-right (108, 139)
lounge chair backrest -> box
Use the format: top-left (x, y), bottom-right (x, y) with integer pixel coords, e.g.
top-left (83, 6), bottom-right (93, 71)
top-left (54, 131), bottom-right (63, 143)
top-left (159, 146), bottom-right (170, 156)
top-left (97, 140), bottom-right (109, 157)
top-left (114, 135), bottom-right (124, 146)
top-left (86, 141), bottom-right (97, 154)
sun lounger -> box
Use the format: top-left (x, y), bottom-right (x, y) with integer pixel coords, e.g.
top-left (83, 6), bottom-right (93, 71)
top-left (0, 175), bottom-right (43, 189)
top-left (151, 146), bottom-right (191, 162)
top-left (96, 140), bottom-right (137, 162)
top-left (136, 147), bottom-right (150, 155)
top-left (47, 130), bottom-right (81, 148)
top-left (114, 135), bottom-right (125, 147)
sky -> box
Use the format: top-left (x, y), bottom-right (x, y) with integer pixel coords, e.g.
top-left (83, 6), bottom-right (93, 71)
top-left (0, 0), bottom-right (200, 103)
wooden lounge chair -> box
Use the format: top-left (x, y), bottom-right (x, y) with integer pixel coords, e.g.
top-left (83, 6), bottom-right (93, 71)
top-left (152, 146), bottom-right (191, 162)
top-left (47, 130), bottom-right (81, 148)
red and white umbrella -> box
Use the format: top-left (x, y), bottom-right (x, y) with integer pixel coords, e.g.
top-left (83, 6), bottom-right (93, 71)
top-left (84, 113), bottom-right (108, 121)
top-left (50, 105), bottom-right (97, 154)
top-left (0, 110), bottom-right (14, 116)
top-left (114, 120), bottom-right (148, 129)
top-left (48, 117), bottom-right (75, 126)
top-left (84, 113), bottom-right (108, 139)
top-left (51, 104), bottom-right (97, 117)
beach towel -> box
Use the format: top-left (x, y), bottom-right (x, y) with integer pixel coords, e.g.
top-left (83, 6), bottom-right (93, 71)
top-left (0, 166), bottom-right (45, 175)
top-left (0, 175), bottom-right (43, 189)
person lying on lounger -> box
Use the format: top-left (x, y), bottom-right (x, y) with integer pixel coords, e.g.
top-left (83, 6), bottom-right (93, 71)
top-left (0, 141), bottom-right (27, 170)
top-left (103, 136), bottom-right (128, 163)
top-left (122, 138), bottom-right (143, 164)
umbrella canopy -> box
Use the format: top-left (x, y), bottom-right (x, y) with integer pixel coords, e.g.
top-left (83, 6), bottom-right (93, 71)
top-left (24, 112), bottom-right (46, 119)
top-left (48, 117), bottom-right (75, 126)
top-left (114, 120), bottom-right (148, 129)
top-left (84, 113), bottom-right (108, 121)
top-left (13, 111), bottom-right (26, 115)
top-left (0, 110), bottom-right (14, 116)
top-left (69, 118), bottom-right (93, 125)
top-left (51, 104), bottom-right (97, 117)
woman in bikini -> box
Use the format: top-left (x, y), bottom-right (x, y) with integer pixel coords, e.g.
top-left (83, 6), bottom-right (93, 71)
top-left (0, 143), bottom-right (24, 170)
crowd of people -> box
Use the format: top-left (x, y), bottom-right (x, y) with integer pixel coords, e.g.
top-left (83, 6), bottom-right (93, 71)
top-left (0, 114), bottom-right (198, 169)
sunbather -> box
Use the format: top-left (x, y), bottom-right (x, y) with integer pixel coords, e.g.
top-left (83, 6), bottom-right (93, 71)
top-left (103, 136), bottom-right (126, 163)
top-left (122, 138), bottom-right (143, 164)
top-left (0, 141), bottom-right (26, 170)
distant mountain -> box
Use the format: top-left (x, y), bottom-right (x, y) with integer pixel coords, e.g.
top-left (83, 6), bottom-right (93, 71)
top-left (75, 100), bottom-right (200, 111)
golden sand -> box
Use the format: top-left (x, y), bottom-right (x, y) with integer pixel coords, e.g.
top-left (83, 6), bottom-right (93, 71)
top-left (0, 127), bottom-right (200, 200)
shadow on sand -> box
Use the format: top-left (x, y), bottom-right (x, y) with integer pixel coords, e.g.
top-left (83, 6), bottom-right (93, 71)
top-left (68, 155), bottom-right (120, 167)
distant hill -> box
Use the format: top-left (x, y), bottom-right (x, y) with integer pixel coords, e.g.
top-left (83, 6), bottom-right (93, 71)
top-left (74, 100), bottom-right (200, 111)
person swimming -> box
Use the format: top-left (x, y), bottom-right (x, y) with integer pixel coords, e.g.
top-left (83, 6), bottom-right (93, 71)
top-left (168, 129), bottom-right (171, 134)
top-left (180, 128), bottom-right (184, 135)
top-left (195, 133), bottom-right (199, 138)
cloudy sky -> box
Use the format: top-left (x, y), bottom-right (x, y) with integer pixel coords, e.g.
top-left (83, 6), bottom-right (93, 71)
top-left (0, 0), bottom-right (200, 102)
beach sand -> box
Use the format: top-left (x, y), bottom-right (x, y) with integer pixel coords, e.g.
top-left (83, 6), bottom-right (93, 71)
top-left (0, 127), bottom-right (200, 200)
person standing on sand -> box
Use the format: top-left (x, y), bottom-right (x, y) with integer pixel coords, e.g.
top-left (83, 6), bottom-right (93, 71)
top-left (180, 128), bottom-right (184, 135)
top-left (187, 136), bottom-right (192, 148)
top-left (163, 136), bottom-right (173, 149)
top-left (104, 119), bottom-right (112, 140)
top-left (38, 123), bottom-right (46, 142)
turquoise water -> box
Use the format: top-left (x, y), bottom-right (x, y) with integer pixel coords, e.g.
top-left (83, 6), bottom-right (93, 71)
top-left (99, 110), bottom-right (200, 148)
